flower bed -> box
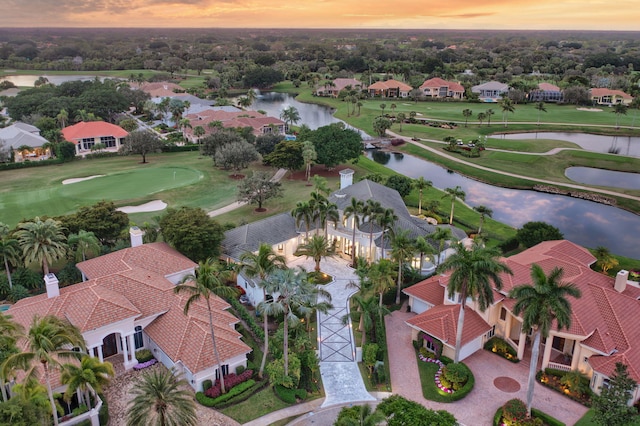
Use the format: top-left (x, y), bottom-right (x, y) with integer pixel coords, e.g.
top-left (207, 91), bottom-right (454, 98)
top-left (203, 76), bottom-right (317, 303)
top-left (536, 369), bottom-right (592, 407)
top-left (204, 369), bottom-right (254, 399)
top-left (484, 337), bottom-right (520, 363)
top-left (418, 353), bottom-right (452, 393)
top-left (133, 359), bottom-right (157, 370)
top-left (416, 350), bottom-right (474, 401)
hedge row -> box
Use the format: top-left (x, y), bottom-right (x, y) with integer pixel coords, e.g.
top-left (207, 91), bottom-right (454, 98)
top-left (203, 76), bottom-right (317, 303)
top-left (493, 407), bottom-right (565, 426)
top-left (0, 158), bottom-right (63, 170)
top-left (196, 380), bottom-right (255, 407)
top-left (274, 384), bottom-right (307, 404)
top-left (213, 378), bottom-right (270, 409)
top-left (204, 369), bottom-right (253, 398)
top-left (228, 297), bottom-right (265, 342)
top-left (161, 144), bottom-right (200, 152)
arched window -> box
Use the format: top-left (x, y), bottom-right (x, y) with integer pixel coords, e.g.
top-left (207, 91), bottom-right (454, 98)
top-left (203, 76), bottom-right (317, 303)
top-left (134, 326), bottom-right (143, 349)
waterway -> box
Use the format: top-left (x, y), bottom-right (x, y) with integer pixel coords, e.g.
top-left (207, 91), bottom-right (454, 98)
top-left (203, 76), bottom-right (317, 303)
top-left (565, 167), bottom-right (640, 191)
top-left (1, 74), bottom-right (110, 86)
top-left (497, 132), bottom-right (640, 158)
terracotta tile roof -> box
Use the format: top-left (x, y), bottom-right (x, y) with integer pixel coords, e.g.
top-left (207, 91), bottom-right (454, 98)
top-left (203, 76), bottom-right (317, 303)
top-left (368, 79), bottom-right (412, 92)
top-left (130, 81), bottom-right (185, 98)
top-left (590, 88), bottom-right (633, 99)
top-left (61, 121), bottom-right (128, 143)
top-left (537, 83), bottom-right (560, 91)
top-left (406, 304), bottom-right (492, 346)
top-left (332, 78), bottom-right (362, 91)
top-left (419, 78), bottom-right (464, 92)
top-left (404, 276), bottom-right (445, 306)
top-left (183, 109), bottom-right (284, 137)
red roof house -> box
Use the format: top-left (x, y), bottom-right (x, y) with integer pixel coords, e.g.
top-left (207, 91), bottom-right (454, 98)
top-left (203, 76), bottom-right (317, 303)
top-left (62, 121), bottom-right (129, 156)
top-left (368, 79), bottom-right (412, 98)
top-left (419, 78), bottom-right (465, 99)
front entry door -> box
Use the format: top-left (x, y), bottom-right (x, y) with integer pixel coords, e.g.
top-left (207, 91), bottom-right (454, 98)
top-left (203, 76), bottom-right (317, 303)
top-left (103, 334), bottom-right (119, 358)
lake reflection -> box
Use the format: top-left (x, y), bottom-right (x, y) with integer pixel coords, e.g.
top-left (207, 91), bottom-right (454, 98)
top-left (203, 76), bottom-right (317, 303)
top-left (367, 151), bottom-right (640, 258)
top-left (565, 167), bottom-right (640, 190)
top-left (497, 132), bottom-right (640, 158)
top-left (1, 75), bottom-right (111, 86)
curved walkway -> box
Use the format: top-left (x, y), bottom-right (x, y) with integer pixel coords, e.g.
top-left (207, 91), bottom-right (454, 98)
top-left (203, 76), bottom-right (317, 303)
top-left (385, 307), bottom-right (588, 426)
top-left (387, 130), bottom-right (640, 203)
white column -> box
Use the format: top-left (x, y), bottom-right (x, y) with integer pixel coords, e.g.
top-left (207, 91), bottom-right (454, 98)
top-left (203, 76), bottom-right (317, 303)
top-left (121, 335), bottom-right (129, 363)
top-left (542, 336), bottom-right (554, 370)
top-left (571, 341), bottom-right (580, 371)
top-left (517, 332), bottom-right (527, 360)
top-left (97, 345), bottom-right (104, 362)
top-left (127, 334), bottom-right (138, 364)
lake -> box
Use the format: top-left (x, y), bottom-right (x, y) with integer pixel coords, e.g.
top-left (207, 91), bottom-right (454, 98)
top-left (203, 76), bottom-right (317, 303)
top-left (1, 75), bottom-right (110, 86)
top-left (497, 132), bottom-right (640, 158)
top-left (565, 167), bottom-right (640, 190)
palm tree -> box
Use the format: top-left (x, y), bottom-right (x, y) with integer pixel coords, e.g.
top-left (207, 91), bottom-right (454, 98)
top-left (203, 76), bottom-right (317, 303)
top-left (127, 368), bottom-right (197, 426)
top-left (535, 102), bottom-right (547, 126)
top-left (0, 313), bottom-right (23, 402)
top-left (593, 246), bottom-right (618, 274)
top-left (390, 230), bottom-right (416, 304)
top-left (344, 198), bottom-right (365, 267)
top-left (431, 227), bottom-right (453, 268)
top-left (377, 208), bottom-right (398, 259)
top-left (612, 103), bottom-right (628, 129)
top-left (0, 223), bottom-right (19, 289)
top-left (414, 236), bottom-right (436, 273)
top-left (193, 125), bottom-right (205, 142)
top-left (485, 108), bottom-right (495, 127)
top-left (280, 106), bottom-right (301, 132)
top-left (413, 177), bottom-right (433, 215)
top-left (473, 205), bottom-right (493, 235)
top-left (291, 201), bottom-right (314, 240)
top-left (237, 96), bottom-right (251, 109)
top-left (499, 98), bottom-right (515, 128)
top-left (440, 242), bottom-right (512, 363)
top-left (442, 186), bottom-right (466, 225)
top-left (356, 101), bottom-right (363, 116)
top-left (335, 403), bottom-right (385, 426)
top-left (462, 108), bottom-right (473, 127)
top-left (366, 259), bottom-right (396, 308)
top-left (342, 295), bottom-right (389, 347)
top-left (246, 89), bottom-right (257, 106)
top-left (261, 268), bottom-right (331, 375)
top-left (295, 235), bottom-right (336, 273)
top-left (301, 141), bottom-right (317, 182)
top-left (477, 112), bottom-right (486, 126)
top-left (379, 103), bottom-right (386, 117)
top-left (16, 217), bottom-right (67, 276)
top-left (509, 264), bottom-right (581, 417)
top-left (68, 230), bottom-right (101, 263)
top-left (61, 356), bottom-right (114, 409)
top-left (237, 244), bottom-right (286, 379)
top-left (390, 103), bottom-right (397, 115)
top-left (173, 259), bottom-right (237, 394)
top-left (363, 200), bottom-right (383, 263)
top-left (396, 112), bottom-right (406, 132)
top-left (56, 109), bottom-right (69, 129)
top-left (2, 315), bottom-right (86, 426)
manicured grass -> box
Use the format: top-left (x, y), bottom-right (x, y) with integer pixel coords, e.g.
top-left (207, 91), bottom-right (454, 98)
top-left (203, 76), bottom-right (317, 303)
top-left (575, 409), bottom-right (640, 426)
top-left (219, 386), bottom-right (291, 423)
top-left (416, 353), bottom-right (452, 402)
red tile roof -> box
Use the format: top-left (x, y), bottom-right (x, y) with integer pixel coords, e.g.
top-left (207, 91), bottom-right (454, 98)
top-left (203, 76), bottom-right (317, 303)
top-left (62, 121), bottom-right (128, 143)
top-left (368, 79), bottom-right (412, 92)
top-left (419, 78), bottom-right (464, 92)
top-left (590, 88), bottom-right (633, 100)
top-left (184, 109), bottom-right (284, 137)
top-left (404, 276), bottom-right (445, 306)
top-left (406, 304), bottom-right (492, 346)
top-left (537, 83), bottom-right (560, 91)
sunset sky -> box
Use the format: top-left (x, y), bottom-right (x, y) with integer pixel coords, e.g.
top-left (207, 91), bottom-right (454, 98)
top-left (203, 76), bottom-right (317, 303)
top-left (2, 0), bottom-right (639, 30)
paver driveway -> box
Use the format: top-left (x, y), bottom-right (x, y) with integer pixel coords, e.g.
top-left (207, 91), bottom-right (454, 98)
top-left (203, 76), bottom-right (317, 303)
top-left (386, 307), bottom-right (588, 426)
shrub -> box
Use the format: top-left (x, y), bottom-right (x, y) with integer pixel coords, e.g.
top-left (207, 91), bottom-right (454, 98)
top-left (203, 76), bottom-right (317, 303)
top-left (502, 399), bottom-right (527, 425)
top-left (135, 349), bottom-right (154, 363)
top-left (390, 138), bottom-right (405, 146)
top-left (133, 359), bottom-right (157, 370)
top-left (419, 347), bottom-right (434, 359)
top-left (376, 366), bottom-right (386, 384)
top-left (196, 380), bottom-right (256, 407)
top-left (228, 297), bottom-right (265, 342)
top-left (441, 363), bottom-right (469, 391)
top-left (236, 365), bottom-right (246, 375)
top-left (484, 337), bottom-right (519, 363)
top-left (204, 370), bottom-right (254, 398)
top-left (202, 379), bottom-right (213, 391)
top-left (274, 384), bottom-right (307, 403)
top-left (412, 340), bottom-right (422, 350)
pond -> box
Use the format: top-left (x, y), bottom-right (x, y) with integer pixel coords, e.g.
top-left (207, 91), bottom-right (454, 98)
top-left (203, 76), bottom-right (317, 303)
top-left (496, 132), bottom-right (640, 158)
top-left (1, 74), bottom-right (111, 86)
top-left (366, 151), bottom-right (640, 258)
top-left (565, 167), bottom-right (640, 190)
top-left (252, 91), bottom-right (371, 138)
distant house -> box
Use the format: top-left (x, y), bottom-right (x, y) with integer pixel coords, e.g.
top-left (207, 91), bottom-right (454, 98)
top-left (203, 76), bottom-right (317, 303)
top-left (471, 81), bottom-right (510, 102)
top-left (7, 229), bottom-right (251, 393)
top-left (316, 78), bottom-right (362, 97)
top-left (129, 81), bottom-right (185, 98)
top-left (419, 78), bottom-right (465, 100)
top-left (0, 122), bottom-right (51, 161)
top-left (183, 109), bottom-right (285, 142)
top-left (404, 239), bottom-right (640, 403)
top-left (368, 79), bottom-right (412, 98)
top-left (61, 121), bottom-right (128, 156)
top-left (590, 88), bottom-right (633, 106)
top-left (528, 83), bottom-right (563, 103)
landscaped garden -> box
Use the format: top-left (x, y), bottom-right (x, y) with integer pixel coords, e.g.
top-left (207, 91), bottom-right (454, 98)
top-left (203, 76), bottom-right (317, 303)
top-left (494, 398), bottom-right (565, 426)
top-left (414, 344), bottom-right (475, 402)
top-left (484, 336), bottom-right (520, 363)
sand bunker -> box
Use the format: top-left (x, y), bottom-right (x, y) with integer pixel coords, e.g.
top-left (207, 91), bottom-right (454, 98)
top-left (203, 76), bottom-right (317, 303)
top-left (117, 200), bottom-right (167, 214)
top-left (62, 175), bottom-right (105, 185)
top-left (576, 107), bottom-right (603, 112)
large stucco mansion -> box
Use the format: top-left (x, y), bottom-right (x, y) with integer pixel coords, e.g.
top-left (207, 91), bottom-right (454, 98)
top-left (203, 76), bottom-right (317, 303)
top-left (404, 239), bottom-right (640, 402)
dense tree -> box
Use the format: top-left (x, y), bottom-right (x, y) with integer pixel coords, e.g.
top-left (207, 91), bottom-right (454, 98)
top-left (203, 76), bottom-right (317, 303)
top-left (592, 363), bottom-right (638, 426)
top-left (201, 130), bottom-right (245, 164)
top-left (372, 116), bottom-right (392, 137)
top-left (126, 368), bottom-right (197, 426)
top-left (255, 133), bottom-right (284, 156)
top-left (440, 242), bottom-right (512, 362)
top-left (214, 140), bottom-right (261, 171)
top-left (237, 171), bottom-right (283, 211)
top-left (159, 207), bottom-right (225, 261)
top-left (335, 403), bottom-right (385, 426)
top-left (174, 259), bottom-right (237, 394)
top-left (377, 395), bottom-right (457, 426)
top-left (16, 217), bottom-right (67, 276)
top-left (61, 201), bottom-right (129, 245)
top-left (242, 66), bottom-right (284, 88)
top-left (121, 130), bottom-right (164, 163)
top-left (384, 175), bottom-right (413, 198)
top-left (516, 221), bottom-right (564, 248)
top-left (509, 265), bottom-right (581, 417)
top-left (309, 123), bottom-right (362, 168)
top-left (0, 396), bottom-right (46, 425)
top-left (263, 140), bottom-right (304, 172)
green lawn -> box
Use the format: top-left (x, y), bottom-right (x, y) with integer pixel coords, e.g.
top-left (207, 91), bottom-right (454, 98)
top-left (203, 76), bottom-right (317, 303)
top-left (575, 408), bottom-right (640, 426)
top-left (219, 386), bottom-right (291, 423)
top-left (415, 352), bottom-right (453, 402)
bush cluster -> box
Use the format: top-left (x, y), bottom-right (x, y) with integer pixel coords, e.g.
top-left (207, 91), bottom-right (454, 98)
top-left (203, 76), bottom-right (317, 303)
top-left (228, 297), bottom-right (265, 342)
top-left (484, 337), bottom-right (519, 363)
top-left (135, 349), bottom-right (154, 363)
top-left (204, 369), bottom-right (254, 399)
top-left (161, 144), bottom-right (200, 152)
top-left (0, 158), bottom-right (63, 171)
top-left (196, 379), bottom-right (255, 407)
top-left (274, 384), bottom-right (307, 403)
top-left (440, 363), bottom-right (469, 391)
top-left (84, 152), bottom-right (119, 159)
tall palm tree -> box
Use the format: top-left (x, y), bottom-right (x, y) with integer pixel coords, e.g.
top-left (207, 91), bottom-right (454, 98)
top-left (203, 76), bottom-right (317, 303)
top-left (261, 268), bottom-right (332, 375)
top-left (509, 265), bottom-right (581, 417)
top-left (0, 313), bottom-right (23, 402)
top-left (127, 368), bottom-right (197, 426)
top-left (440, 242), bottom-right (512, 363)
top-left (16, 217), bottom-right (67, 276)
top-left (246, 89), bottom-right (257, 106)
top-left (363, 200), bottom-right (383, 263)
top-left (366, 259), bottom-right (396, 308)
top-left (379, 103), bottom-right (386, 117)
top-left (291, 201), bottom-right (314, 240)
top-left (294, 235), bottom-right (336, 273)
top-left (396, 112), bottom-right (406, 132)
top-left (612, 103), bottom-right (628, 129)
top-left (390, 230), bottom-right (416, 305)
top-left (280, 106), bottom-right (301, 132)
top-left (68, 230), bottom-right (101, 263)
top-left (442, 186), bottom-right (466, 225)
top-left (309, 192), bottom-right (328, 230)
top-left (413, 177), bottom-right (433, 215)
top-left (61, 356), bottom-right (115, 408)
top-left (238, 244), bottom-right (286, 379)
top-left (344, 198), bottom-right (365, 267)
top-left (2, 315), bottom-right (86, 426)
top-left (431, 227), bottom-right (453, 268)
top-left (342, 295), bottom-right (389, 347)
top-left (462, 108), bottom-right (473, 127)
top-left (473, 205), bottom-right (493, 235)
top-left (535, 102), bottom-right (547, 126)
top-left (0, 224), bottom-right (19, 289)
top-left (301, 141), bottom-right (317, 182)
top-left (173, 259), bottom-right (237, 394)
top-left (414, 236), bottom-right (436, 273)
top-left (377, 208), bottom-right (398, 259)
top-left (56, 109), bottom-right (69, 129)
top-left (499, 98), bottom-right (515, 128)
top-left (477, 112), bottom-right (487, 126)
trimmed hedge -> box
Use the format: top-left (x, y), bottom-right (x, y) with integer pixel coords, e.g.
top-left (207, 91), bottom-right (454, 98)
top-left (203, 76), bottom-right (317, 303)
top-left (228, 297), bottom-right (265, 342)
top-left (0, 158), bottom-right (63, 170)
top-left (196, 380), bottom-right (255, 407)
top-left (84, 152), bottom-right (119, 159)
top-left (161, 144), bottom-right (200, 152)
top-left (274, 384), bottom-right (307, 404)
top-left (493, 406), bottom-right (566, 426)
top-left (214, 378), bottom-right (269, 409)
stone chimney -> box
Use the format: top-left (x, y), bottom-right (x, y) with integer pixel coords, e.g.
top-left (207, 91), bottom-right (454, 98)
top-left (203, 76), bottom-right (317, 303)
top-left (340, 168), bottom-right (354, 189)
top-left (614, 269), bottom-right (629, 293)
top-left (44, 273), bottom-right (60, 299)
top-left (130, 226), bottom-right (145, 248)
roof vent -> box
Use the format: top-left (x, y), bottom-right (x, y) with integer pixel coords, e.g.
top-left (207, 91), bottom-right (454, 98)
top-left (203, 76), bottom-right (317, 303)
top-left (615, 270), bottom-right (629, 293)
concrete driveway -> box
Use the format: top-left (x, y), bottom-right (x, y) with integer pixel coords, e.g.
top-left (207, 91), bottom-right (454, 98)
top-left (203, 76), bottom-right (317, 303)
top-left (385, 307), bottom-right (588, 426)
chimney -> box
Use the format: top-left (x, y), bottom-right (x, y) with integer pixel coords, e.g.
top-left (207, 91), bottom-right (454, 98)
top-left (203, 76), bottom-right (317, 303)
top-left (614, 270), bottom-right (629, 293)
top-left (130, 226), bottom-right (145, 248)
top-left (44, 273), bottom-right (60, 299)
top-left (340, 168), bottom-right (354, 189)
